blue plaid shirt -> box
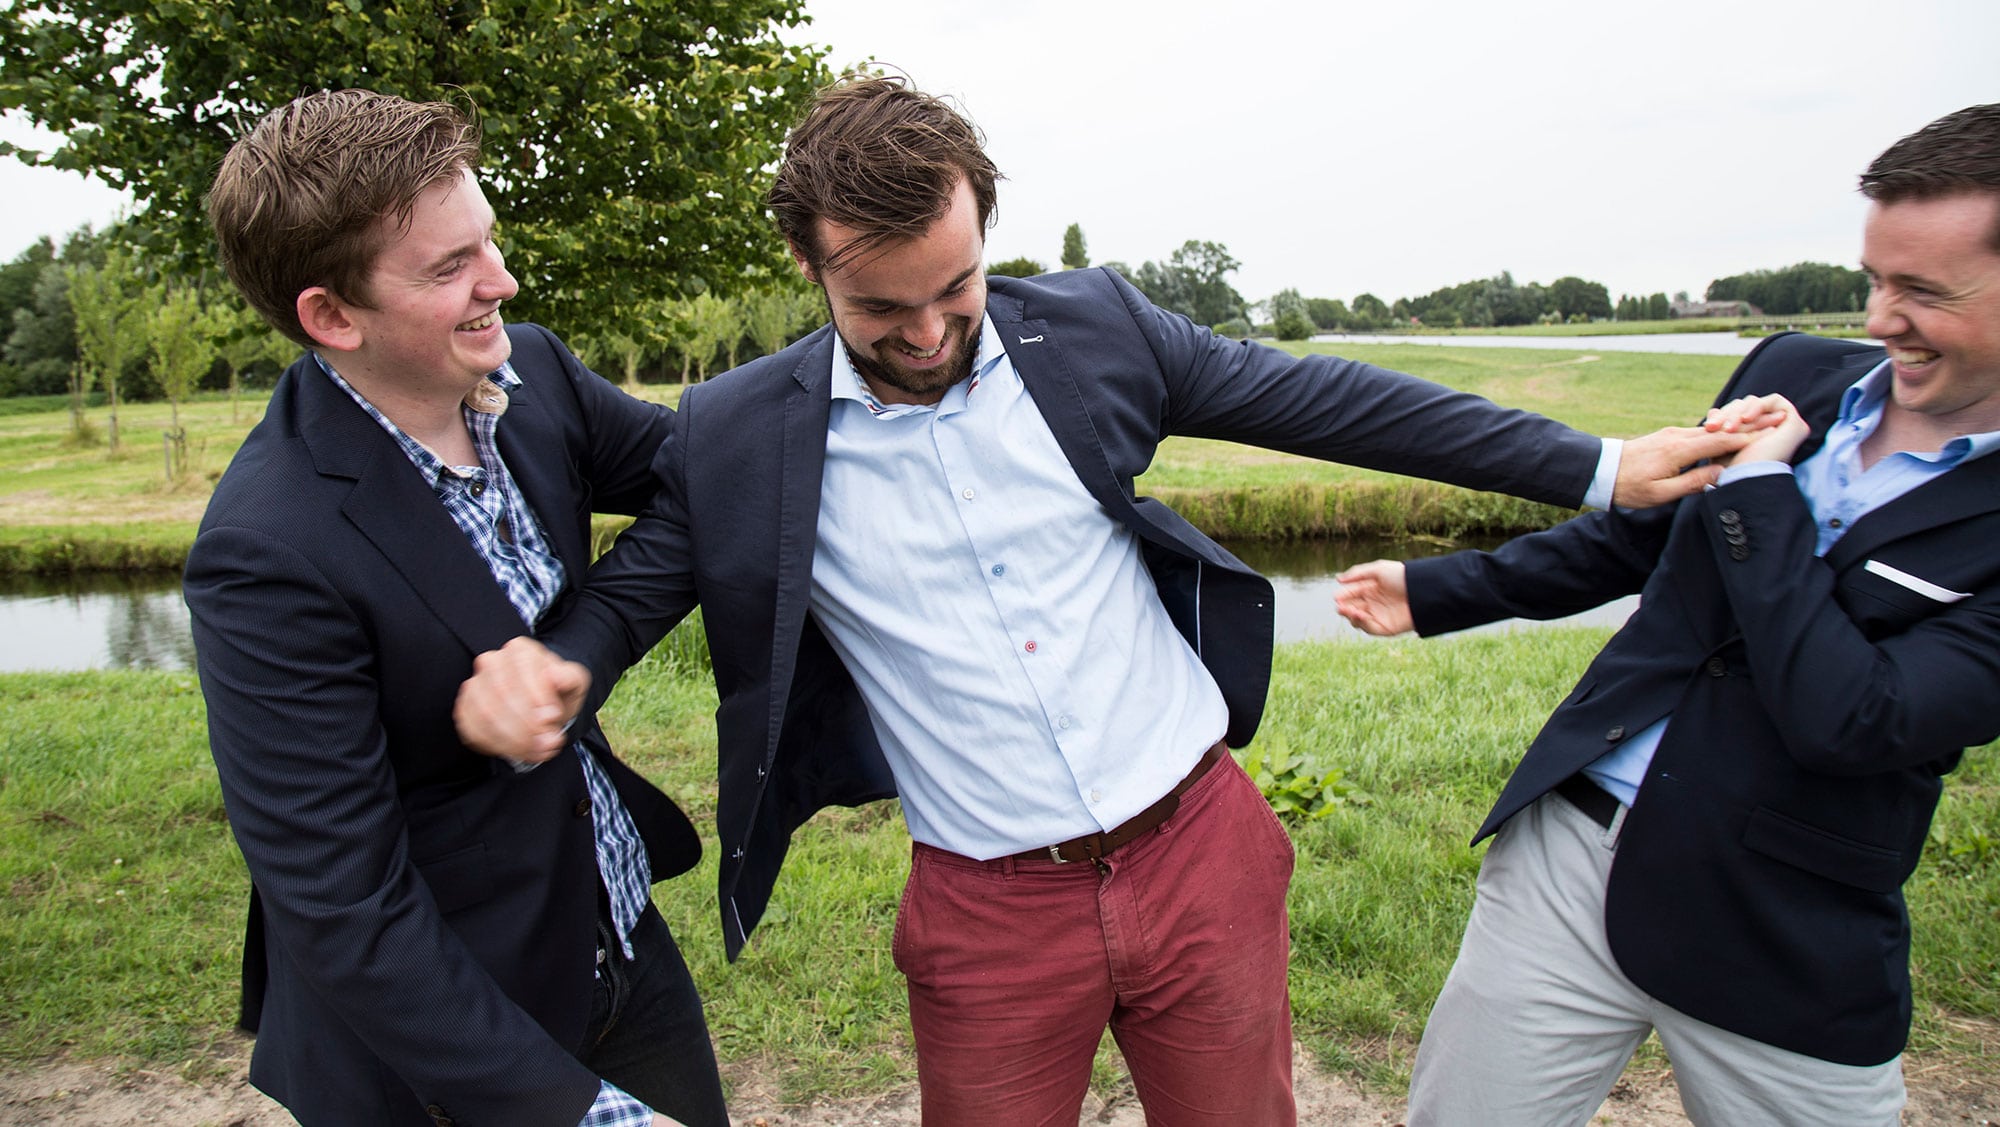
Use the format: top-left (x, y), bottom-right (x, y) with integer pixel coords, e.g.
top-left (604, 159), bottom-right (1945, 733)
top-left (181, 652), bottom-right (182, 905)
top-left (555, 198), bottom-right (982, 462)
top-left (319, 357), bottom-right (657, 1126)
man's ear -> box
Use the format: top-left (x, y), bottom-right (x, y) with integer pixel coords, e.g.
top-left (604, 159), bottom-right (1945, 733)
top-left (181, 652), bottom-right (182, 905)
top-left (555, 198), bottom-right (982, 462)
top-left (296, 287), bottom-right (363, 353)
top-left (788, 241), bottom-right (819, 287)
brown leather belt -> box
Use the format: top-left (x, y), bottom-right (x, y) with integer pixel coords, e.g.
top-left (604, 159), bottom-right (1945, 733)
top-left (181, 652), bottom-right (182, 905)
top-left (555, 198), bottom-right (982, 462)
top-left (1015, 740), bottom-right (1230, 864)
top-left (1555, 772), bottom-right (1620, 830)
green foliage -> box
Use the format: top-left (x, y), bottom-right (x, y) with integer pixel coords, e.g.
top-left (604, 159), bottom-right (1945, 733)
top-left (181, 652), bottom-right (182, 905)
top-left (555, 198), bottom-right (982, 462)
top-left (1269, 288), bottom-right (1316, 341)
top-left (986, 256), bottom-right (1045, 278)
top-left (146, 285), bottom-right (212, 474)
top-left (1242, 741), bottom-right (1369, 819)
top-left (64, 247), bottom-right (150, 449)
top-left (1127, 239), bottom-right (1247, 328)
top-left (0, 0), bottom-right (830, 337)
top-left (1304, 297), bottom-right (1348, 331)
top-left (1060, 223), bottom-right (1088, 271)
top-left (1706, 262), bottom-right (1869, 316)
top-left (1545, 275), bottom-right (1612, 321)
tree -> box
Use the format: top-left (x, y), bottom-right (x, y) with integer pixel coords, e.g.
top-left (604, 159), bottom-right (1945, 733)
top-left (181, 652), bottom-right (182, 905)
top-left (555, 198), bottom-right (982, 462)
top-left (1061, 223), bottom-right (1088, 271)
top-left (1350, 293), bottom-right (1390, 330)
top-left (1545, 276), bottom-right (1613, 321)
top-left (742, 282), bottom-right (819, 361)
top-left (1168, 241), bottom-right (1247, 328)
top-left (5, 261), bottom-right (78, 397)
top-left (1303, 298), bottom-right (1348, 331)
top-left (210, 296), bottom-right (297, 420)
top-left (1268, 288), bottom-right (1315, 341)
top-left (671, 292), bottom-right (736, 384)
top-left (148, 284), bottom-right (212, 476)
top-left (987, 257), bottom-right (1046, 278)
top-left (0, 0), bottom-right (828, 338)
top-left (65, 248), bottom-right (149, 449)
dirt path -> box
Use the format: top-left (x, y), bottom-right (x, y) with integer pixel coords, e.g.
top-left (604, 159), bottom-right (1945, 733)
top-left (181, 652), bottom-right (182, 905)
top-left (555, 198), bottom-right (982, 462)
top-left (4, 1043), bottom-right (1996, 1126)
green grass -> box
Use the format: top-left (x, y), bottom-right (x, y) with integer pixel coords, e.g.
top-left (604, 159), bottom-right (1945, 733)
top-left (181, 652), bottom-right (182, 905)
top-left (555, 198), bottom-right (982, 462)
top-left (6, 631), bottom-right (1995, 1102)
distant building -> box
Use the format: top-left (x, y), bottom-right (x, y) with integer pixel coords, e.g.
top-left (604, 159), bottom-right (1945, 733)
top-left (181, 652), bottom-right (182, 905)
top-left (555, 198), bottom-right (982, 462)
top-left (1671, 299), bottom-right (1763, 318)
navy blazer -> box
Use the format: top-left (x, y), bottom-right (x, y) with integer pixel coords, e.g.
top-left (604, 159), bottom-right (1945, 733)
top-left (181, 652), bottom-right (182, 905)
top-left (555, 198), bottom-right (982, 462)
top-left (186, 325), bottom-right (700, 1126)
top-left (548, 267), bottom-right (1607, 958)
top-left (1409, 331), bottom-right (2000, 1066)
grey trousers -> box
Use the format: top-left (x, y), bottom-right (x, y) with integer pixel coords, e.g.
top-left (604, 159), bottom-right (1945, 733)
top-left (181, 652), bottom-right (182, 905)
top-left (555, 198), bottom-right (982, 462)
top-left (1406, 791), bottom-right (1903, 1127)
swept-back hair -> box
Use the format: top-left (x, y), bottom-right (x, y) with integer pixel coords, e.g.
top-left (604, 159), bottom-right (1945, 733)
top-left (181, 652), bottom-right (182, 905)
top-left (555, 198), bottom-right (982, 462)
top-left (206, 89), bottom-right (481, 346)
top-left (768, 73), bottom-right (1000, 274)
top-left (1860, 103), bottom-right (2000, 251)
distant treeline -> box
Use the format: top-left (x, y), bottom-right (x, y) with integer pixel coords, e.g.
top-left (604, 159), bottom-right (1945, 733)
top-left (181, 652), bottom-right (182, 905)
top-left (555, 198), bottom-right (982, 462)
top-left (1704, 262), bottom-right (1869, 316)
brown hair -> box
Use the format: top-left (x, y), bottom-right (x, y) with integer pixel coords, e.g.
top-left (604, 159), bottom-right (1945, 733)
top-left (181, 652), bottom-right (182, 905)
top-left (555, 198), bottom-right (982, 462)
top-left (206, 89), bottom-right (482, 347)
top-left (1859, 103), bottom-right (2000, 251)
top-left (768, 73), bottom-right (1001, 274)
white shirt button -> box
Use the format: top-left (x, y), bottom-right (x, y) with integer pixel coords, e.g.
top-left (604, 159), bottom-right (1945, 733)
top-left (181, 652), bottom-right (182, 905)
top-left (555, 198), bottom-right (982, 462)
top-left (961, 487), bottom-right (976, 500)
top-left (1089, 789), bottom-right (1103, 804)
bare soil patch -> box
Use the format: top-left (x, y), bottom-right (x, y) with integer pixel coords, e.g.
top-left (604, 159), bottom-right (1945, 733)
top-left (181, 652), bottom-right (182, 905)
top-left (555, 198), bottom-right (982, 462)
top-left (4, 1042), bottom-right (1995, 1126)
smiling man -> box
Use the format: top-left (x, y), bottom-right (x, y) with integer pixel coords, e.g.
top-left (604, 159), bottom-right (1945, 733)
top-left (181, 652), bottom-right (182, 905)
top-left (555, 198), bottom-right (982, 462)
top-left (186, 90), bottom-right (724, 1127)
top-left (455, 74), bottom-right (1769, 1125)
top-left (1336, 103), bottom-right (2000, 1125)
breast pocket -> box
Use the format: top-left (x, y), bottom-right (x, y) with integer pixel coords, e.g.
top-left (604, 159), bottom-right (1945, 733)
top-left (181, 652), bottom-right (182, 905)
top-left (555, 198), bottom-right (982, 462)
top-left (412, 841), bottom-right (497, 915)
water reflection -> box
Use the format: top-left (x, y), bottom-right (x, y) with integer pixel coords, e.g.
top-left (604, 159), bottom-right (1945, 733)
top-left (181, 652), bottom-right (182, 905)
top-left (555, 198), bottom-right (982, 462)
top-left (0, 572), bottom-right (193, 673)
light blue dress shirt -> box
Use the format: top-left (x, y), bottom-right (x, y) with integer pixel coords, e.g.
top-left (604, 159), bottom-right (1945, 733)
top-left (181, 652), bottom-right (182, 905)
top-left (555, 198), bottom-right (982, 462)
top-left (1584, 360), bottom-right (2000, 805)
top-left (806, 316), bottom-right (1230, 859)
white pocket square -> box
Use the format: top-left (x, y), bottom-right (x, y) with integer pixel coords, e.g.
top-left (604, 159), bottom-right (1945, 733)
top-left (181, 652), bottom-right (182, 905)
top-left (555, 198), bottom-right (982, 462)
top-left (1863, 559), bottom-right (1971, 603)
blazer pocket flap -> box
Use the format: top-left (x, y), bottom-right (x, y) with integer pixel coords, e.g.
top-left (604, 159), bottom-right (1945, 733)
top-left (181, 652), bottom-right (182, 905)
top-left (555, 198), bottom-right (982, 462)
top-left (1862, 559), bottom-right (1970, 603)
top-left (1741, 807), bottom-right (1905, 894)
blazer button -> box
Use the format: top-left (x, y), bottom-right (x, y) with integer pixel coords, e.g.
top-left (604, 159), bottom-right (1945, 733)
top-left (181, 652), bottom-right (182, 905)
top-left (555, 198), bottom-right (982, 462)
top-left (1706, 656), bottom-right (1727, 677)
top-left (573, 797), bottom-right (592, 817)
top-left (1718, 509), bottom-right (1741, 526)
top-left (1605, 726), bottom-right (1625, 741)
top-left (426, 1105), bottom-right (454, 1127)
top-left (1730, 546), bottom-right (1750, 561)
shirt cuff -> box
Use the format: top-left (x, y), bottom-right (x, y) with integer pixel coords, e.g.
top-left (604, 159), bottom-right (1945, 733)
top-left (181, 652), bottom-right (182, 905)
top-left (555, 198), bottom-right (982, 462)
top-left (578, 1080), bottom-right (653, 1127)
top-left (1716, 460), bottom-right (1794, 487)
top-left (1584, 437), bottom-right (1622, 511)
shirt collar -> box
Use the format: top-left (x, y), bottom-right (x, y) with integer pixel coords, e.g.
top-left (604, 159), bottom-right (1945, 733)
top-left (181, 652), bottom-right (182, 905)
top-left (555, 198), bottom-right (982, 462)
top-left (1837, 359), bottom-right (2000, 466)
top-left (829, 316), bottom-right (1008, 419)
top-left (313, 353), bottom-right (518, 476)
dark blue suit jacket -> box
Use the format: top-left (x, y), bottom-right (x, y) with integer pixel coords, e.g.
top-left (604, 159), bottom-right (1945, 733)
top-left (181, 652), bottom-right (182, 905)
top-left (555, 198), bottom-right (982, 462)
top-left (186, 325), bottom-right (700, 1126)
top-left (548, 267), bottom-right (1606, 959)
top-left (1408, 331), bottom-right (2000, 1066)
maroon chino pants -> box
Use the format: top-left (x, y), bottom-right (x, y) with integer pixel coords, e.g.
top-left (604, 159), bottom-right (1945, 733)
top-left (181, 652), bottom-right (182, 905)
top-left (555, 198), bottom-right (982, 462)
top-left (892, 754), bottom-right (1297, 1126)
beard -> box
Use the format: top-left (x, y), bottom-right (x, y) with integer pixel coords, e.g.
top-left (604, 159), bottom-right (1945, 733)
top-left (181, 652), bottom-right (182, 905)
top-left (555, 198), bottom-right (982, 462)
top-left (837, 313), bottom-right (980, 404)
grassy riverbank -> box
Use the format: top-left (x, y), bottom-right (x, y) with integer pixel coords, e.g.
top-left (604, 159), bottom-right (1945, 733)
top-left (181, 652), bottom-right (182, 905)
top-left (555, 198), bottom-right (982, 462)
top-left (0, 343), bottom-right (1741, 571)
top-left (5, 634), bottom-right (1995, 1099)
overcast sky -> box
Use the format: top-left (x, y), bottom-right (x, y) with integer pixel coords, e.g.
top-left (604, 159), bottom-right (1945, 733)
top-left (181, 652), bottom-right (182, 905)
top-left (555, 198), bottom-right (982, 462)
top-left (6, 0), bottom-right (1996, 307)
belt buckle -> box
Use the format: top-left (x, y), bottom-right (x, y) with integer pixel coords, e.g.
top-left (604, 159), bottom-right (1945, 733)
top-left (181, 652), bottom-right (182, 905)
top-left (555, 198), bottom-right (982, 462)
top-left (1047, 844), bottom-right (1070, 864)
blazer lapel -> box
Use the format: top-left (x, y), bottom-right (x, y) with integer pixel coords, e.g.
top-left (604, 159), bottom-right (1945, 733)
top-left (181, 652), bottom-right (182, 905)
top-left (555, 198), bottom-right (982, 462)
top-left (771, 334), bottom-right (837, 697)
top-left (297, 368), bottom-right (526, 657)
top-left (988, 295), bottom-right (1133, 521)
top-left (494, 377), bottom-right (591, 578)
top-left (1826, 447), bottom-right (2000, 572)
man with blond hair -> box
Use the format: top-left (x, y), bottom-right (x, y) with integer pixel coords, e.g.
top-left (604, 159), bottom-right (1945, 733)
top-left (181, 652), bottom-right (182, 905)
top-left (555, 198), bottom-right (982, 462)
top-left (188, 89), bottom-right (724, 1127)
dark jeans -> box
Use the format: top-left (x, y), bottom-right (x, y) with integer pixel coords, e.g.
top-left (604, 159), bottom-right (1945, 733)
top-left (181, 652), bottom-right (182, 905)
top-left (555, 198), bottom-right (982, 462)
top-left (579, 902), bottom-right (728, 1127)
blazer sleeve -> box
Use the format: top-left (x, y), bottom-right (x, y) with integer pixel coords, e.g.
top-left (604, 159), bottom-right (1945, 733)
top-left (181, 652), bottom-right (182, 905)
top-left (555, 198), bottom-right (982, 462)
top-left (1406, 504), bottom-right (1674, 636)
top-left (1107, 270), bottom-right (1604, 508)
top-left (186, 529), bottom-right (603, 1127)
top-left (541, 396), bottom-right (702, 710)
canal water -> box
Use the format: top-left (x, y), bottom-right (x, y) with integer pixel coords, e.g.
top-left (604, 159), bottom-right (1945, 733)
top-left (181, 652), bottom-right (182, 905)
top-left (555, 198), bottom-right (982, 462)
top-left (0, 535), bottom-right (1633, 673)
